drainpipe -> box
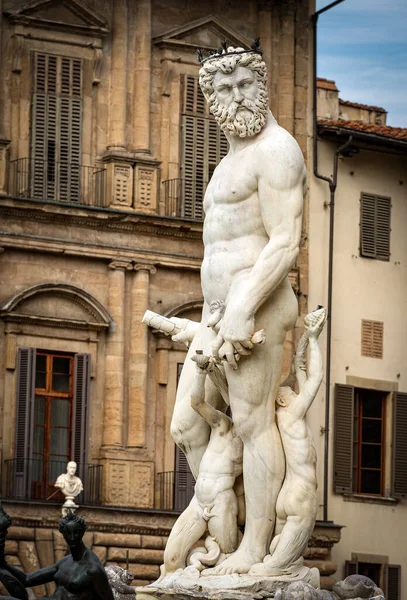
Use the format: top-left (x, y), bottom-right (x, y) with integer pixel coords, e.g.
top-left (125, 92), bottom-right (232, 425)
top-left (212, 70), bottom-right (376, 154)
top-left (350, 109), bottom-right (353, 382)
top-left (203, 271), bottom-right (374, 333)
top-left (311, 0), bottom-right (353, 523)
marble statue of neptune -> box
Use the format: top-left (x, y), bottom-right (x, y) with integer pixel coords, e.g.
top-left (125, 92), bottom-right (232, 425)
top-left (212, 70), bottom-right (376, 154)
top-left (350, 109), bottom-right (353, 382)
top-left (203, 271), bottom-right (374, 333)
top-left (170, 45), bottom-right (306, 574)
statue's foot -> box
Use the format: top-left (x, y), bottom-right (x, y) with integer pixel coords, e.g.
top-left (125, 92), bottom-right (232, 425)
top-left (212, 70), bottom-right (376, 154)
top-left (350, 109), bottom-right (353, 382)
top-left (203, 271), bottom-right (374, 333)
top-left (202, 548), bottom-right (262, 576)
top-left (249, 561), bottom-right (285, 577)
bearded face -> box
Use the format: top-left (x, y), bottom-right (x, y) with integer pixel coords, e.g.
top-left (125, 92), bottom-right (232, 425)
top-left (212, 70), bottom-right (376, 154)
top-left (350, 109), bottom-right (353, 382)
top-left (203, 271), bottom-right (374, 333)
top-left (208, 66), bottom-right (268, 138)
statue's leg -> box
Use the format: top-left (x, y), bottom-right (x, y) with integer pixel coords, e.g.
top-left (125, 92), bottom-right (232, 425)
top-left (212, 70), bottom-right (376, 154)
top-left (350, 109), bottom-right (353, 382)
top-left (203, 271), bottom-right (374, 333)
top-left (171, 321), bottom-right (222, 478)
top-left (0, 567), bottom-right (28, 600)
top-left (207, 490), bottom-right (239, 557)
top-left (213, 282), bottom-right (297, 574)
top-left (163, 496), bottom-right (207, 572)
top-left (251, 480), bottom-right (317, 576)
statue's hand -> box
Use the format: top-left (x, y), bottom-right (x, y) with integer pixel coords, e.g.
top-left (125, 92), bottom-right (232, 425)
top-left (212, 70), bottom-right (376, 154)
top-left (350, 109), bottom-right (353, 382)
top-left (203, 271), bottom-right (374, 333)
top-left (304, 307), bottom-right (327, 339)
top-left (212, 312), bottom-right (254, 370)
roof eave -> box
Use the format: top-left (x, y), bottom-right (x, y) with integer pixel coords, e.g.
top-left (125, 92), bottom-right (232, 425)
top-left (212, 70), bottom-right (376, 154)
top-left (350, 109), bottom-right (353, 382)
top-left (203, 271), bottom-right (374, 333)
top-left (317, 124), bottom-right (407, 154)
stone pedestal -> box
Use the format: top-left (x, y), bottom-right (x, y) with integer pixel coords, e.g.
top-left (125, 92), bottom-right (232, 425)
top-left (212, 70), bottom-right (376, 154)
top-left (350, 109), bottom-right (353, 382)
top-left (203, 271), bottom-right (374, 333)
top-left (136, 568), bottom-right (320, 600)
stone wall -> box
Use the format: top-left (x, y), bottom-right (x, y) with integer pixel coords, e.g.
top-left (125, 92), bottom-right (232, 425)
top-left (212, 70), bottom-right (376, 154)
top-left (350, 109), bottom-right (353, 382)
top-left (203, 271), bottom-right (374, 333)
top-left (0, 502), bottom-right (341, 596)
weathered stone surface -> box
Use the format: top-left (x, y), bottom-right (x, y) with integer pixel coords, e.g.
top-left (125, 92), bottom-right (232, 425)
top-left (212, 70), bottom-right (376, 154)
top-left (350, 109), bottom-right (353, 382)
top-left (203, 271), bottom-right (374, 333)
top-left (304, 560), bottom-right (337, 576)
top-left (141, 535), bottom-right (167, 549)
top-left (107, 547), bottom-right (163, 564)
top-left (93, 545), bottom-right (108, 563)
top-left (94, 533), bottom-right (142, 547)
top-left (5, 540), bottom-right (18, 554)
top-left (8, 527), bottom-right (35, 540)
top-left (18, 541), bottom-right (47, 598)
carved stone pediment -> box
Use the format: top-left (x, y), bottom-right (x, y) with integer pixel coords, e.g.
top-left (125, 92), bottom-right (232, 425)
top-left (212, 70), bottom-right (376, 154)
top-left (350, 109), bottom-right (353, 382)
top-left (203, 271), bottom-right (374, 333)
top-left (153, 15), bottom-right (250, 53)
top-left (0, 283), bottom-right (114, 331)
top-left (4, 0), bottom-right (109, 36)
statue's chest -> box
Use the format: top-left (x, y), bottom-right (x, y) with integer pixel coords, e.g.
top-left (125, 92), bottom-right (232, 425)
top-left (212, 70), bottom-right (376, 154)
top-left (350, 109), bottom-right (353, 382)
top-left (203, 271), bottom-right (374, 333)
top-left (55, 561), bottom-right (91, 592)
top-left (205, 155), bottom-right (257, 208)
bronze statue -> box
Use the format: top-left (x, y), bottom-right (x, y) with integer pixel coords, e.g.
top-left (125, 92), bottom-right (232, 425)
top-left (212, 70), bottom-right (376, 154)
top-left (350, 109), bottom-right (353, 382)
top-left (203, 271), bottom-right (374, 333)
top-left (0, 503), bottom-right (114, 600)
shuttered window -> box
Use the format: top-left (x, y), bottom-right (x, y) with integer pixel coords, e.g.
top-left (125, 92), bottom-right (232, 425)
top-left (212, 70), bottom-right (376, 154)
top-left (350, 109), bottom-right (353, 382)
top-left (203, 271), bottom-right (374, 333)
top-left (361, 319), bottom-right (383, 359)
top-left (360, 193), bottom-right (391, 261)
top-left (392, 392), bottom-right (407, 498)
top-left (180, 75), bottom-right (228, 219)
top-left (334, 385), bottom-right (407, 500)
top-left (14, 348), bottom-right (90, 499)
top-left (345, 560), bottom-right (400, 600)
top-left (31, 52), bottom-right (82, 202)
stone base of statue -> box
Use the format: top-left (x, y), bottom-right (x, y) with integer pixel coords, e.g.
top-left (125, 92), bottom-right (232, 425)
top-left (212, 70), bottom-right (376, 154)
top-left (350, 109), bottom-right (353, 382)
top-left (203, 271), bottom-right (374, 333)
top-left (62, 496), bottom-right (78, 516)
top-left (136, 566), bottom-right (320, 600)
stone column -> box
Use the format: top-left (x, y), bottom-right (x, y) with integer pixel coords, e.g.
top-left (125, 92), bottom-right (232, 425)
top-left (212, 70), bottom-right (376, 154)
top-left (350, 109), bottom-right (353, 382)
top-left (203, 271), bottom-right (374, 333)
top-left (128, 263), bottom-right (156, 447)
top-left (108, 0), bottom-right (127, 149)
top-left (132, 0), bottom-right (151, 152)
top-left (102, 259), bottom-right (132, 448)
top-left (0, 138), bottom-right (10, 195)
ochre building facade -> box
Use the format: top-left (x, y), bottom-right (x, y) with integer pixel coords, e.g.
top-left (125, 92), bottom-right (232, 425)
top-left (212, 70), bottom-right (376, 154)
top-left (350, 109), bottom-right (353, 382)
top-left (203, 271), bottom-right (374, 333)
top-left (0, 0), bottom-right (341, 593)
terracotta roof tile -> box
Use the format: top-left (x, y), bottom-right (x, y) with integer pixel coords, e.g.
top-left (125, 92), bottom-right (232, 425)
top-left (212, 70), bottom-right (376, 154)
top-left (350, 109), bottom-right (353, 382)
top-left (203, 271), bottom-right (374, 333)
top-left (317, 77), bottom-right (338, 92)
top-left (318, 118), bottom-right (407, 141)
top-left (339, 99), bottom-right (387, 113)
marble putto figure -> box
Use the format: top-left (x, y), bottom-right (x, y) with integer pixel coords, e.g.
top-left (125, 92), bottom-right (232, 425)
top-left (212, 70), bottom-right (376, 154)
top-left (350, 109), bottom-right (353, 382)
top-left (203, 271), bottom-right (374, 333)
top-left (141, 42), bottom-right (325, 597)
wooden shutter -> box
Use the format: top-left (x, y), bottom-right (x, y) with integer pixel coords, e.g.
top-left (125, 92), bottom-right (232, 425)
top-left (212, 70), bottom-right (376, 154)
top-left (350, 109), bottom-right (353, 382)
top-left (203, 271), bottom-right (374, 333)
top-left (31, 53), bottom-right (82, 203)
top-left (334, 384), bottom-right (355, 493)
top-left (180, 75), bottom-right (228, 219)
top-left (345, 560), bottom-right (358, 577)
top-left (71, 354), bottom-right (90, 484)
top-left (387, 565), bottom-right (401, 600)
top-left (174, 444), bottom-right (195, 511)
top-left (360, 193), bottom-right (391, 261)
top-left (15, 348), bottom-right (36, 497)
top-left (361, 319), bottom-right (383, 359)
top-left (392, 392), bottom-right (407, 498)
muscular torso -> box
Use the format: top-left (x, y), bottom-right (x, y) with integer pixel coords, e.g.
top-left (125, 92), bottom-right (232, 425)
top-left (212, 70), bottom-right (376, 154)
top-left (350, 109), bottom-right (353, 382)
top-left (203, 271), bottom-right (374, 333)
top-left (51, 553), bottom-right (104, 600)
top-left (195, 426), bottom-right (243, 504)
top-left (201, 145), bottom-right (268, 305)
top-left (277, 409), bottom-right (317, 486)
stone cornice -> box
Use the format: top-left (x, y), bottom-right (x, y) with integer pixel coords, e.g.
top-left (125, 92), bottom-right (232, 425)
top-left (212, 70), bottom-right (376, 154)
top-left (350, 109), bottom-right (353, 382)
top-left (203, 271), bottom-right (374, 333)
top-left (0, 201), bottom-right (203, 240)
top-left (0, 313), bottom-right (108, 331)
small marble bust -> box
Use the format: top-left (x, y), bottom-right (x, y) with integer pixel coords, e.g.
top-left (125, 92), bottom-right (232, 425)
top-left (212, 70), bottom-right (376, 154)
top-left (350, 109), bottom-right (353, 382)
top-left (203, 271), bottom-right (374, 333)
top-left (55, 461), bottom-right (83, 515)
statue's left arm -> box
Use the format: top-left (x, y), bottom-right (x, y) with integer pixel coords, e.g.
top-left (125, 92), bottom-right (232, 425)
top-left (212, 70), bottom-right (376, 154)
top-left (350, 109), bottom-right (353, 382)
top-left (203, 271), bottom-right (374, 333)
top-left (92, 567), bottom-right (115, 600)
top-left (213, 134), bottom-right (305, 362)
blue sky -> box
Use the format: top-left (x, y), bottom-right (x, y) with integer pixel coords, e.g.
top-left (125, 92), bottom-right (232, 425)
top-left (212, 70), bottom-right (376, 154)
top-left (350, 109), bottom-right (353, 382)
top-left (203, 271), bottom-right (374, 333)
top-left (316, 0), bottom-right (407, 127)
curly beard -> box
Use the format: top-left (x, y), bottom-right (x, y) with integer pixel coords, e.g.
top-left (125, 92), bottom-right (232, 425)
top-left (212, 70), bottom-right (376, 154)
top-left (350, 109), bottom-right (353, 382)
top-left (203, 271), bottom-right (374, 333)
top-left (209, 95), bottom-right (268, 138)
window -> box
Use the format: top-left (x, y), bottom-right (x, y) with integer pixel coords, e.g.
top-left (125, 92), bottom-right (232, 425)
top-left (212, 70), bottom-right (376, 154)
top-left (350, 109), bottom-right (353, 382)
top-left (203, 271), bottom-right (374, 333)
top-left (32, 352), bottom-right (74, 498)
top-left (334, 385), bottom-right (407, 498)
top-left (346, 559), bottom-right (401, 600)
top-left (14, 348), bottom-right (90, 500)
top-left (361, 319), bottom-right (383, 359)
top-left (31, 52), bottom-right (82, 202)
top-left (360, 193), bottom-right (391, 261)
top-left (180, 75), bottom-right (228, 219)
top-left (352, 389), bottom-right (386, 495)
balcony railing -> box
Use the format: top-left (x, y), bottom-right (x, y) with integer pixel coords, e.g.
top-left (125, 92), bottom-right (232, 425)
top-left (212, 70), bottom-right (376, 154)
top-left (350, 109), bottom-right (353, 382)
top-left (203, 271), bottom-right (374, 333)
top-left (9, 158), bottom-right (107, 208)
top-left (162, 178), bottom-right (207, 221)
top-left (3, 458), bottom-right (103, 506)
top-left (157, 470), bottom-right (195, 512)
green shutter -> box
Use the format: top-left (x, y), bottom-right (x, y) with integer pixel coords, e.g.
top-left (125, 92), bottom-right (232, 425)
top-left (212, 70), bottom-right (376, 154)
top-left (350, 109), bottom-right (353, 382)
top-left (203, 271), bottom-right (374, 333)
top-left (31, 53), bottom-right (82, 203)
top-left (387, 565), bottom-right (401, 600)
top-left (15, 348), bottom-right (36, 497)
top-left (180, 75), bottom-right (228, 220)
top-left (72, 354), bottom-right (90, 484)
top-left (334, 384), bottom-right (355, 494)
top-left (392, 392), bottom-right (407, 498)
top-left (360, 193), bottom-right (391, 261)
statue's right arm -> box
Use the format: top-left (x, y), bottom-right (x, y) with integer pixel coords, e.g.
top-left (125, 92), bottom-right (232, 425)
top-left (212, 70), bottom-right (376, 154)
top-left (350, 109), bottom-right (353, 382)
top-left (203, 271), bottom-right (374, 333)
top-left (5, 563), bottom-right (57, 586)
top-left (191, 369), bottom-right (230, 432)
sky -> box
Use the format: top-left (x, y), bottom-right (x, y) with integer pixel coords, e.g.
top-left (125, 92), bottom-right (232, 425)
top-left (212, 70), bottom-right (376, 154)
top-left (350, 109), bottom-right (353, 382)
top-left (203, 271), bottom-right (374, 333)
top-left (316, 0), bottom-right (407, 127)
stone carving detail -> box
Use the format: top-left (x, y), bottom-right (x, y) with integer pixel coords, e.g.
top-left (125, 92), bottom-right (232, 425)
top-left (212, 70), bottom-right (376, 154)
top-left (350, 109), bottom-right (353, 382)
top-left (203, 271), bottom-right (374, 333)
top-left (54, 461), bottom-right (83, 516)
top-left (108, 462), bottom-right (130, 506)
top-left (138, 169), bottom-right (154, 207)
top-left (107, 462), bottom-right (154, 508)
top-left (141, 44), bottom-right (329, 598)
top-left (105, 566), bottom-right (136, 599)
top-left (114, 166), bottom-right (131, 204)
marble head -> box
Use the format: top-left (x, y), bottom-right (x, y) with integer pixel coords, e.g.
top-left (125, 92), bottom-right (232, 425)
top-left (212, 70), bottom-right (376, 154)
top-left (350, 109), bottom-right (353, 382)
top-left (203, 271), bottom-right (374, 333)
top-left (199, 46), bottom-right (268, 138)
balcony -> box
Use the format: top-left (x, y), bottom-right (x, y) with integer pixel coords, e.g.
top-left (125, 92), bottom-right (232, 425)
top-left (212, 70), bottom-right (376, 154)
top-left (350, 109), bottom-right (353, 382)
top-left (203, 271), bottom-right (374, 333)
top-left (162, 178), bottom-right (207, 221)
top-left (9, 158), bottom-right (107, 208)
top-left (3, 458), bottom-right (103, 506)
top-left (157, 470), bottom-right (195, 512)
